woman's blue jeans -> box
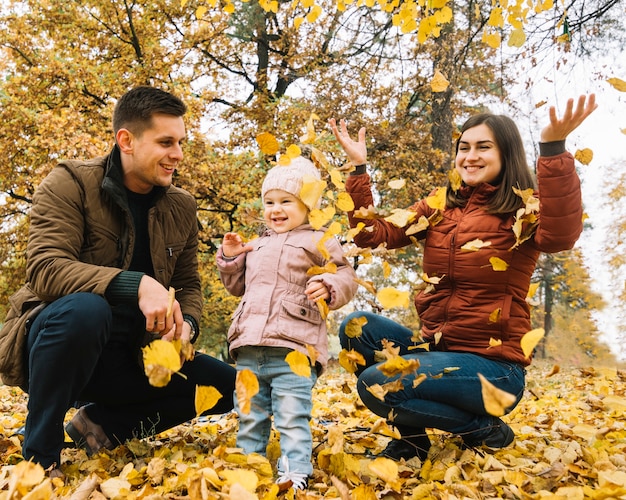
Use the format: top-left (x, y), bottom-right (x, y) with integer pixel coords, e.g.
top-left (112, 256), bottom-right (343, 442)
top-left (339, 311), bottom-right (525, 443)
top-left (23, 293), bottom-right (236, 469)
top-left (234, 346), bottom-right (317, 476)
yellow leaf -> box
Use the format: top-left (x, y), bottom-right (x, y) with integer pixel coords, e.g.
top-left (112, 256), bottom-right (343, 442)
top-left (382, 260), bottom-right (391, 278)
top-left (309, 206), bottom-right (335, 230)
top-left (488, 337), bottom-right (502, 348)
top-left (430, 70), bottom-right (449, 92)
top-left (368, 457), bottom-right (401, 489)
top-left (488, 308), bottom-right (501, 323)
top-left (388, 179), bottom-right (406, 189)
top-left (306, 344), bottom-right (320, 367)
top-left (316, 297), bottom-right (329, 319)
top-left (235, 369), bottom-right (259, 415)
top-left (195, 6), bottom-right (207, 19)
top-left (220, 469), bottom-right (258, 493)
top-left (482, 30), bottom-right (501, 48)
top-left (336, 192), bottom-right (355, 211)
top-left (142, 340), bottom-right (182, 387)
top-left (507, 27), bottom-right (526, 47)
top-left (300, 113), bottom-right (320, 144)
top-left (607, 77), bottom-right (626, 92)
top-left (489, 256), bottom-right (509, 271)
top-left (338, 348), bottom-right (366, 373)
top-left (487, 7), bottom-right (504, 27)
top-left (378, 356), bottom-right (420, 377)
top-left (300, 175), bottom-right (326, 210)
top-left (307, 262), bottom-right (337, 276)
top-left (294, 16), bottom-right (304, 29)
top-left (376, 287), bottom-right (411, 309)
top-left (285, 144), bottom-right (302, 158)
top-left (195, 386), bottom-right (223, 416)
top-left (478, 373), bottom-right (517, 417)
top-left (461, 238), bottom-right (492, 252)
top-left (406, 215), bottom-right (429, 236)
top-left (256, 131), bottom-right (280, 155)
top-left (355, 277), bottom-right (377, 295)
top-left (527, 281), bottom-right (540, 299)
top-left (574, 148), bottom-right (593, 165)
top-left (448, 168), bottom-right (462, 191)
top-left (520, 328), bottom-right (545, 358)
top-left (384, 208), bottom-right (416, 227)
top-left (346, 222), bottom-right (365, 242)
top-left (286, 350), bottom-right (312, 377)
top-left (345, 315), bottom-right (368, 338)
top-left (329, 169), bottom-right (345, 189)
top-left (426, 187), bottom-right (446, 210)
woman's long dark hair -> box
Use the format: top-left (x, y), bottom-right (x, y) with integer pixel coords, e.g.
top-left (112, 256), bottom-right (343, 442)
top-left (447, 113), bottom-right (536, 214)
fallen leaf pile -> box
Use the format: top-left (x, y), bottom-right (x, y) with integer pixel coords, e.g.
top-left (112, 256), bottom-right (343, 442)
top-left (1, 360), bottom-right (625, 498)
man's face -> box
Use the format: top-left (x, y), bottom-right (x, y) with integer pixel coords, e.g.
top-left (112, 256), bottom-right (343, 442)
top-left (121, 113), bottom-right (186, 194)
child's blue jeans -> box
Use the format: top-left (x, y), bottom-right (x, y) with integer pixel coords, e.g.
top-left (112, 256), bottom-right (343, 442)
top-left (234, 346), bottom-right (317, 476)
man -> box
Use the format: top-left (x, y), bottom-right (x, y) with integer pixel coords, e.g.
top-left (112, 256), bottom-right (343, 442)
top-left (4, 86), bottom-right (235, 475)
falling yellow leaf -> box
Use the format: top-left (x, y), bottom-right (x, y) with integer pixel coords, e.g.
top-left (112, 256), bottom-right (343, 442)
top-left (430, 69), bottom-right (449, 92)
top-left (355, 277), bottom-right (377, 295)
top-left (346, 222), bottom-right (365, 241)
top-left (413, 373), bottom-right (428, 388)
top-left (377, 287), bottom-right (411, 309)
top-left (478, 373), bottom-right (517, 417)
top-left (384, 208), bottom-right (416, 228)
top-left (307, 262), bottom-right (337, 276)
top-left (300, 113), bottom-right (320, 144)
top-left (426, 187), bottom-right (446, 210)
top-left (448, 168), bottom-right (462, 191)
top-left (300, 175), bottom-right (327, 210)
top-left (336, 192), bottom-right (355, 211)
top-left (338, 348), bottom-right (366, 373)
top-left (256, 132), bottom-right (280, 155)
top-left (488, 337), bottom-right (502, 349)
top-left (236, 369), bottom-right (259, 415)
top-left (520, 328), bottom-right (545, 358)
top-left (461, 238), bottom-right (492, 252)
top-left (378, 356), bottom-right (420, 377)
top-left (388, 179), bottom-right (406, 189)
top-left (142, 339), bottom-right (182, 387)
top-left (195, 385), bottom-right (223, 416)
top-left (306, 344), bottom-right (320, 366)
top-left (286, 350), bottom-right (312, 377)
top-left (382, 260), bottom-right (391, 279)
top-left (309, 206), bottom-right (335, 230)
top-left (406, 215), bottom-right (430, 236)
top-left (489, 308), bottom-right (501, 323)
top-left (527, 282), bottom-right (540, 299)
top-left (489, 256), bottom-right (509, 271)
top-left (434, 332), bottom-right (443, 344)
top-left (329, 169), bottom-right (345, 189)
top-left (316, 297), bottom-right (329, 319)
top-left (607, 77), bottom-right (626, 92)
top-left (574, 148), bottom-right (593, 165)
top-left (345, 315), bottom-right (368, 338)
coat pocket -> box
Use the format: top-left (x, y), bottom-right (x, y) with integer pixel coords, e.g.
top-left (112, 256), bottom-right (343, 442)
top-left (277, 299), bottom-right (323, 344)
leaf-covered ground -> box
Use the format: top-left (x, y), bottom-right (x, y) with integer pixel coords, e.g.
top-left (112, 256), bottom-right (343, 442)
top-left (1, 361), bottom-right (625, 499)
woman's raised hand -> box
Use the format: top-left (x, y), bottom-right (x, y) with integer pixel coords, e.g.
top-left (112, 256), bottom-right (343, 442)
top-left (329, 118), bottom-right (368, 168)
top-left (540, 94), bottom-right (597, 143)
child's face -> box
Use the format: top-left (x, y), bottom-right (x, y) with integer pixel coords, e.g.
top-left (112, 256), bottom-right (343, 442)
top-left (263, 189), bottom-right (309, 233)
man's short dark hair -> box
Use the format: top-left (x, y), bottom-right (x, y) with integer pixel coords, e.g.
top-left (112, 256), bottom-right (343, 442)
top-left (113, 86), bottom-right (187, 136)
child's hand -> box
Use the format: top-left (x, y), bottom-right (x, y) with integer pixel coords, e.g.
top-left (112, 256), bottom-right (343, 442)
top-left (305, 281), bottom-right (330, 303)
top-left (222, 232), bottom-right (254, 258)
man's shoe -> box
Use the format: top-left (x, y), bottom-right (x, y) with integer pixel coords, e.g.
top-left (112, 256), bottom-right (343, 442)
top-left (65, 407), bottom-right (114, 456)
top-left (463, 418), bottom-right (514, 449)
top-left (377, 435), bottom-right (430, 461)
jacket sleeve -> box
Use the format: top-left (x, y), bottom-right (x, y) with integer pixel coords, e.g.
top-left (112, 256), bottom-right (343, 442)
top-left (216, 247), bottom-right (247, 297)
top-left (534, 142), bottom-right (583, 253)
top-left (26, 166), bottom-right (121, 301)
top-left (346, 172), bottom-right (426, 250)
top-left (309, 238), bottom-right (358, 310)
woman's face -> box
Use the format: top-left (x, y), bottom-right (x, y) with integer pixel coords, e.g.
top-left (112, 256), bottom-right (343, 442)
top-left (455, 123), bottom-right (503, 186)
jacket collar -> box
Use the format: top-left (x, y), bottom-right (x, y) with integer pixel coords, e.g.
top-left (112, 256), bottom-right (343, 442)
top-left (102, 145), bottom-right (168, 204)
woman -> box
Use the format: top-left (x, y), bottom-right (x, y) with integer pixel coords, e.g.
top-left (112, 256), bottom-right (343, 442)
top-left (329, 95), bottom-right (596, 461)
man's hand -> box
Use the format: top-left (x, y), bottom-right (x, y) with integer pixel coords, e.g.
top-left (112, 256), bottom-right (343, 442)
top-left (138, 275), bottom-right (184, 339)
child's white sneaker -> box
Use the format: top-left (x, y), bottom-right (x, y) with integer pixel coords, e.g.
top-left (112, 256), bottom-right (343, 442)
top-left (276, 456), bottom-right (308, 491)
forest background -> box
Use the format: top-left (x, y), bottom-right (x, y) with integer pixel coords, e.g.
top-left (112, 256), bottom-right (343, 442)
top-left (1, 0), bottom-right (626, 370)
